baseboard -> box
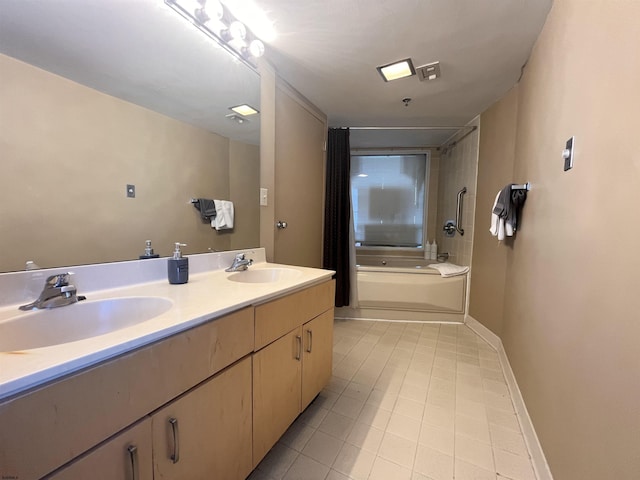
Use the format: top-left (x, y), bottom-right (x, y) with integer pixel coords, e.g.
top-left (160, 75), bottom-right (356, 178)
top-left (465, 315), bottom-right (554, 480)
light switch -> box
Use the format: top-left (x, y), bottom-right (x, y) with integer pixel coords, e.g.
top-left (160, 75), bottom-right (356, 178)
top-left (260, 188), bottom-right (268, 206)
top-left (126, 184), bottom-right (136, 198)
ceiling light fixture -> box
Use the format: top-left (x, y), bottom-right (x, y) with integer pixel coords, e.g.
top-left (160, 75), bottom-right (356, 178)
top-left (230, 104), bottom-right (259, 116)
top-left (164, 0), bottom-right (266, 70)
top-left (377, 58), bottom-right (416, 82)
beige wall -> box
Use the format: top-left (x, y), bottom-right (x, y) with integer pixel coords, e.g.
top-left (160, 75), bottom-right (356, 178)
top-left (469, 88), bottom-right (519, 335)
top-left (0, 54), bottom-right (259, 272)
top-left (470, 1), bottom-right (640, 478)
top-left (436, 117), bottom-right (480, 267)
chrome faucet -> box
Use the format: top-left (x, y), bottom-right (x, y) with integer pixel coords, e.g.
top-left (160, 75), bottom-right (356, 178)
top-left (225, 253), bottom-right (253, 272)
top-left (19, 273), bottom-right (85, 311)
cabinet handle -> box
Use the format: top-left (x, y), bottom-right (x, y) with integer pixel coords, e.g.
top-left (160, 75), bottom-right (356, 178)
top-left (169, 417), bottom-right (180, 464)
top-left (306, 329), bottom-right (313, 353)
top-left (127, 445), bottom-right (139, 480)
top-left (295, 335), bottom-right (302, 361)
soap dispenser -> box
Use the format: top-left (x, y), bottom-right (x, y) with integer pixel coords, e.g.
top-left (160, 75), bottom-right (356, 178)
top-left (139, 240), bottom-right (160, 259)
top-left (168, 243), bottom-right (189, 284)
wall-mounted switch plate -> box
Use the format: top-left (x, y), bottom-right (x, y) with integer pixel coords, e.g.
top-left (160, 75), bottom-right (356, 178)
top-left (563, 136), bottom-right (575, 171)
top-left (126, 184), bottom-right (136, 198)
top-left (260, 188), bottom-right (268, 206)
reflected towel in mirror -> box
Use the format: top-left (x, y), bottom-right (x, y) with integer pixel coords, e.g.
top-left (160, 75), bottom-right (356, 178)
top-left (212, 200), bottom-right (234, 230)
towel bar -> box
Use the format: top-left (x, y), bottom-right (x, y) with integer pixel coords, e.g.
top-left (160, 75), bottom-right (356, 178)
top-left (511, 182), bottom-right (531, 191)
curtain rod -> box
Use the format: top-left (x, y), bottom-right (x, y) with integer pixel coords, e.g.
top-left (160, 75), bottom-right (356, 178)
top-left (345, 126), bottom-right (476, 131)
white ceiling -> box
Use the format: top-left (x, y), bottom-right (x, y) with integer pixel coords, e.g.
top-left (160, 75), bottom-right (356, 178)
top-left (0, 0), bottom-right (553, 148)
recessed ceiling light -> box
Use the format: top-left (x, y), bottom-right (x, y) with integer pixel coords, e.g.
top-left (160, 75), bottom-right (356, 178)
top-left (377, 58), bottom-right (416, 82)
top-left (230, 104), bottom-right (259, 116)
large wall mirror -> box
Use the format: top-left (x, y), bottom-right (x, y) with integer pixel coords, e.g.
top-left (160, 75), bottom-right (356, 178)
top-left (0, 0), bottom-right (262, 273)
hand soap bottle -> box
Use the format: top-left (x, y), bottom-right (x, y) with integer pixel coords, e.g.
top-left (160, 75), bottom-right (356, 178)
top-left (168, 243), bottom-right (189, 284)
top-left (139, 240), bottom-right (160, 259)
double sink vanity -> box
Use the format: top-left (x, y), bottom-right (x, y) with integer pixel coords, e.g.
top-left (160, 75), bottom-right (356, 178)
top-left (0, 249), bottom-right (335, 480)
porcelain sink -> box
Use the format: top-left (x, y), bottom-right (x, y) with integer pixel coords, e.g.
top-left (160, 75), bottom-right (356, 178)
top-left (0, 296), bottom-right (173, 352)
top-left (227, 267), bottom-right (302, 284)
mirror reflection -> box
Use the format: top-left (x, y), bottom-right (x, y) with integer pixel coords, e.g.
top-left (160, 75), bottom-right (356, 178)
top-left (0, 0), bottom-right (261, 273)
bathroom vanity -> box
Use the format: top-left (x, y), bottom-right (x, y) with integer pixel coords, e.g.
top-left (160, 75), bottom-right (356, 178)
top-left (0, 250), bottom-right (335, 480)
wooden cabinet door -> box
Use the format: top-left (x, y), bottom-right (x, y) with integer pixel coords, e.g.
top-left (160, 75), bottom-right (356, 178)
top-left (47, 418), bottom-right (153, 480)
top-left (252, 327), bottom-right (303, 466)
top-left (301, 310), bottom-right (334, 409)
top-left (152, 357), bottom-right (252, 480)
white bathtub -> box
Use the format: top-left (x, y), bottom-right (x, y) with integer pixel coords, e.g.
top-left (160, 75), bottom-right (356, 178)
top-left (335, 256), bottom-right (467, 323)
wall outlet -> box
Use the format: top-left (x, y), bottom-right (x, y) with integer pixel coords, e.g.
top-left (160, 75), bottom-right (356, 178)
top-left (260, 188), bottom-right (268, 206)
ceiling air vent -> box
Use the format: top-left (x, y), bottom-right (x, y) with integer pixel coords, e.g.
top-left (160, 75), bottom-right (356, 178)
top-left (416, 61), bottom-right (441, 82)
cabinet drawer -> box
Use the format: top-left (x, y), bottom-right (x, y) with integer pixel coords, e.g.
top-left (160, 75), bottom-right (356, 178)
top-left (255, 280), bottom-right (335, 349)
top-left (46, 418), bottom-right (153, 480)
top-left (0, 308), bottom-right (254, 480)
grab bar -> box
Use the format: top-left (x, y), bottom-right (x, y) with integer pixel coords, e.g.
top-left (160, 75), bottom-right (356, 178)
top-left (455, 187), bottom-right (467, 236)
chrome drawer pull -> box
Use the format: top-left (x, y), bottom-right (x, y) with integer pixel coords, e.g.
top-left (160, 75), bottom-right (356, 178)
top-left (295, 335), bottom-right (302, 361)
top-left (169, 417), bottom-right (180, 464)
top-left (127, 445), bottom-right (139, 480)
top-left (306, 329), bottom-right (313, 353)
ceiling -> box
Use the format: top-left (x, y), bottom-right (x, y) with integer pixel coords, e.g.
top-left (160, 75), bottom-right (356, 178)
top-left (0, 0), bottom-right (553, 148)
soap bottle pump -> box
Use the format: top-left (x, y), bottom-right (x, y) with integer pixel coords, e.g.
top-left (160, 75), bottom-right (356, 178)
top-left (139, 240), bottom-right (160, 259)
top-left (168, 243), bottom-right (189, 284)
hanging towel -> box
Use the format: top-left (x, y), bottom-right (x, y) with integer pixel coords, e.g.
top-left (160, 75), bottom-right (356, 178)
top-left (429, 262), bottom-right (470, 277)
top-left (490, 184), bottom-right (528, 241)
top-left (212, 200), bottom-right (234, 230)
top-left (490, 191), bottom-right (512, 240)
top-left (194, 198), bottom-right (217, 222)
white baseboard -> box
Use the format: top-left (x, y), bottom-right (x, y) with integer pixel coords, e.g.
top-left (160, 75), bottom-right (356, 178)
top-left (465, 315), bottom-right (553, 480)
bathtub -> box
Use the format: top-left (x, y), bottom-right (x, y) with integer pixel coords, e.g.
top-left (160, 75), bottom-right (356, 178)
top-left (335, 256), bottom-right (467, 323)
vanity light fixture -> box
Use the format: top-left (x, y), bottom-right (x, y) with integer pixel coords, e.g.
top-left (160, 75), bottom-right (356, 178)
top-left (164, 0), bottom-right (266, 69)
top-left (377, 58), bottom-right (416, 82)
top-left (230, 104), bottom-right (259, 116)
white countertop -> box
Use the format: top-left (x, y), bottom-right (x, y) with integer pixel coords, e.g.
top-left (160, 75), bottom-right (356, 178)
top-left (0, 250), bottom-right (334, 401)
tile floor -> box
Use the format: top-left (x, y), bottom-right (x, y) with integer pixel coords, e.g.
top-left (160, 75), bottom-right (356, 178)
top-left (249, 319), bottom-right (537, 480)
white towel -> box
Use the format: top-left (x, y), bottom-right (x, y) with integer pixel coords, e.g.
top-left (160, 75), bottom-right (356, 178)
top-left (489, 191), bottom-right (514, 241)
top-left (429, 262), bottom-right (469, 277)
top-left (212, 200), bottom-right (234, 230)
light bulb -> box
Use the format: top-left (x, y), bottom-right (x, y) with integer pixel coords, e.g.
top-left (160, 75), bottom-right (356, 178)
top-left (248, 39), bottom-right (265, 58)
top-left (229, 21), bottom-right (247, 41)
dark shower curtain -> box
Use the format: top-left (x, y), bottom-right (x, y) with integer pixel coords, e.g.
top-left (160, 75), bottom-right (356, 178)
top-left (323, 128), bottom-right (351, 307)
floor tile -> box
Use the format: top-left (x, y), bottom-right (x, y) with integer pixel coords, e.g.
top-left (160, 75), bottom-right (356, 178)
top-left (345, 421), bottom-right (385, 453)
top-left (301, 430), bottom-right (344, 466)
top-left (282, 454), bottom-right (330, 480)
top-left (254, 320), bottom-right (537, 480)
top-left (318, 410), bottom-right (356, 440)
top-left (455, 458), bottom-right (497, 480)
top-left (257, 443), bottom-right (299, 480)
top-left (494, 448), bottom-right (536, 480)
top-left (369, 457), bottom-right (412, 480)
top-left (413, 444), bottom-right (454, 480)
top-left (331, 443), bottom-right (376, 480)
top-left (455, 434), bottom-right (495, 472)
top-left (279, 421), bottom-right (315, 452)
top-left (386, 412), bottom-right (421, 442)
top-left (378, 431), bottom-right (417, 468)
